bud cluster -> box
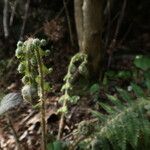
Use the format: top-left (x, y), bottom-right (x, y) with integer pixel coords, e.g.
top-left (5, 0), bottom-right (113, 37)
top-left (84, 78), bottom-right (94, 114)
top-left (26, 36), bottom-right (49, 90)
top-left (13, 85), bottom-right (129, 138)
top-left (16, 38), bottom-right (52, 104)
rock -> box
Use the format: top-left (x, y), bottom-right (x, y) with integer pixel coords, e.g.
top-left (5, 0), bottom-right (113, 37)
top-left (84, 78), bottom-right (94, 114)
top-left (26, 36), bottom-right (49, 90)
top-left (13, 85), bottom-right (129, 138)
top-left (0, 92), bottom-right (23, 115)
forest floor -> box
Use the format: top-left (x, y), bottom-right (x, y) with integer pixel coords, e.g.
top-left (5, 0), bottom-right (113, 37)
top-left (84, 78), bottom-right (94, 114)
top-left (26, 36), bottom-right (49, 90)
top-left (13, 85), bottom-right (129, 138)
top-left (0, 0), bottom-right (150, 149)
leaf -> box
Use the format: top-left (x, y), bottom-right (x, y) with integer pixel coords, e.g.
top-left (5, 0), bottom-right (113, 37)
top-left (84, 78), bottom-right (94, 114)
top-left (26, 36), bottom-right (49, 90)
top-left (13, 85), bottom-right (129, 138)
top-left (144, 71), bottom-right (150, 90)
top-left (90, 83), bottom-right (100, 95)
top-left (91, 110), bottom-right (106, 122)
top-left (47, 141), bottom-right (64, 150)
top-left (105, 70), bottom-right (116, 78)
top-left (59, 95), bottom-right (66, 103)
top-left (44, 82), bottom-right (51, 92)
top-left (134, 55), bottom-right (150, 71)
top-left (131, 83), bottom-right (145, 97)
top-left (47, 142), bottom-right (54, 150)
top-left (53, 141), bottom-right (63, 150)
top-left (32, 102), bottom-right (41, 109)
top-left (107, 94), bottom-right (123, 109)
top-left (117, 88), bottom-right (132, 103)
top-left (39, 48), bottom-right (46, 57)
top-left (35, 76), bottom-right (40, 84)
top-left (146, 78), bottom-right (150, 90)
top-left (117, 71), bottom-right (132, 79)
top-left (103, 76), bottom-right (108, 86)
top-left (99, 102), bottom-right (115, 114)
top-left (68, 95), bottom-right (80, 104)
top-left (57, 106), bottom-right (67, 114)
top-left (42, 64), bottom-right (50, 76)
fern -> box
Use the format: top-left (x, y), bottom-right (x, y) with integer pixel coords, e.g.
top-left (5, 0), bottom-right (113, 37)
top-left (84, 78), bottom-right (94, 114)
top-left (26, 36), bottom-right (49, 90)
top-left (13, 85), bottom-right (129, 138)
top-left (90, 85), bottom-right (150, 150)
top-left (73, 82), bottom-right (150, 150)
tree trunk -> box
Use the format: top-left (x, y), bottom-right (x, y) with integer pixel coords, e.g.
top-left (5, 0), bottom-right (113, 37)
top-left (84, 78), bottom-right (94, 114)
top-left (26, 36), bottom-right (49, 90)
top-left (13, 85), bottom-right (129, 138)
top-left (74, 0), bottom-right (104, 81)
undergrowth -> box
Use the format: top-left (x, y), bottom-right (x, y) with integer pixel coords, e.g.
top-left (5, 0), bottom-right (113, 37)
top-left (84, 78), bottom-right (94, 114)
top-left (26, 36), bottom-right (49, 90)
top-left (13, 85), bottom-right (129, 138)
top-left (74, 55), bottom-right (150, 150)
top-left (11, 37), bottom-right (150, 150)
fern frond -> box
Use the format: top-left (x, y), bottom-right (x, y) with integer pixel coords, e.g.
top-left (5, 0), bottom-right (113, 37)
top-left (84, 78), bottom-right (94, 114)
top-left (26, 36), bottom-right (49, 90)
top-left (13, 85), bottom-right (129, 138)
top-left (131, 83), bottom-right (145, 98)
top-left (117, 88), bottom-right (132, 103)
top-left (93, 97), bottom-right (150, 150)
top-left (99, 102), bottom-right (116, 115)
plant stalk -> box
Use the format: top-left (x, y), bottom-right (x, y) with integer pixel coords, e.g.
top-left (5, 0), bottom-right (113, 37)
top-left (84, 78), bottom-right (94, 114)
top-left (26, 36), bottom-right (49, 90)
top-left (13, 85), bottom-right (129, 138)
top-left (35, 47), bottom-right (47, 150)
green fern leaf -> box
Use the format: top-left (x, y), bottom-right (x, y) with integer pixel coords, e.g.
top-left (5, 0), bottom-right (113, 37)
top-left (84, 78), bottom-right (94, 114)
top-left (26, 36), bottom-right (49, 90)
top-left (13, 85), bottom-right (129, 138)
top-left (99, 102), bottom-right (116, 115)
top-left (117, 88), bottom-right (132, 103)
top-left (107, 94), bottom-right (124, 110)
top-left (131, 83), bottom-right (145, 97)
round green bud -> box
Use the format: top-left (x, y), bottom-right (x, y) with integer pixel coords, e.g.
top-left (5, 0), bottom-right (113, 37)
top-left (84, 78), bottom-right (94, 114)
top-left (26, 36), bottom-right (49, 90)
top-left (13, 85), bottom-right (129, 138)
top-left (30, 58), bottom-right (37, 66)
top-left (78, 64), bottom-right (88, 76)
top-left (45, 50), bottom-right (51, 56)
top-left (15, 48), bottom-right (23, 58)
top-left (49, 68), bottom-right (53, 74)
top-left (40, 39), bottom-right (46, 46)
top-left (21, 76), bottom-right (29, 84)
top-left (17, 63), bottom-right (25, 73)
top-left (17, 41), bottom-right (23, 47)
top-left (70, 64), bottom-right (76, 74)
top-left (32, 38), bottom-right (41, 46)
top-left (21, 85), bottom-right (37, 102)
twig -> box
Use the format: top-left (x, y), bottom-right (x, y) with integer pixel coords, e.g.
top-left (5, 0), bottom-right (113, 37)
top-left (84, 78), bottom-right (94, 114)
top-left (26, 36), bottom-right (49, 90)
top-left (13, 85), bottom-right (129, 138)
top-left (57, 93), bottom-right (68, 140)
top-left (119, 23), bottom-right (133, 45)
top-left (3, 0), bottom-right (9, 38)
top-left (107, 0), bottom-right (127, 68)
top-left (6, 113), bottom-right (21, 150)
top-left (62, 130), bottom-right (78, 140)
top-left (20, 110), bottom-right (37, 125)
top-left (114, 0), bottom-right (126, 40)
top-left (57, 112), bottom-right (65, 140)
top-left (9, 0), bottom-right (19, 26)
top-left (63, 0), bottom-right (74, 47)
top-left (20, 0), bottom-right (30, 40)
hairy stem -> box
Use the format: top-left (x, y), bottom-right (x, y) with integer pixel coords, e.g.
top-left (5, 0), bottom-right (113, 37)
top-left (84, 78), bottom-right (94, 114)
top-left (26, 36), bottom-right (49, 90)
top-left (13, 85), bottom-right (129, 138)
top-left (35, 47), bottom-right (47, 150)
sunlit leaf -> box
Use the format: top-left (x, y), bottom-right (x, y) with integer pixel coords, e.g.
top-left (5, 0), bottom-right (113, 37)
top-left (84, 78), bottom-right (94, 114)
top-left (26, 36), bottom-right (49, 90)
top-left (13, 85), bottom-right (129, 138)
top-left (134, 55), bottom-right (150, 71)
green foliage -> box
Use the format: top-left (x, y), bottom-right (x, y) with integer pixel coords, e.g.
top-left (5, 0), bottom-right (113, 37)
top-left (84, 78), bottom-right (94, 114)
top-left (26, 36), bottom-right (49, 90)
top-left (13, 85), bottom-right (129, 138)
top-left (134, 55), bottom-right (150, 71)
top-left (57, 52), bottom-right (88, 140)
top-left (90, 83), bottom-right (100, 101)
top-left (104, 70), bottom-right (132, 80)
top-left (58, 52), bottom-right (88, 113)
top-left (144, 73), bottom-right (150, 89)
top-left (73, 54), bottom-right (150, 150)
top-left (103, 70), bottom-right (132, 89)
top-left (131, 83), bottom-right (145, 97)
top-left (85, 85), bottom-right (150, 150)
top-left (77, 120), bottom-right (94, 136)
top-left (133, 55), bottom-right (150, 92)
top-left (47, 141), bottom-right (67, 150)
top-left (90, 84), bottom-right (100, 95)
